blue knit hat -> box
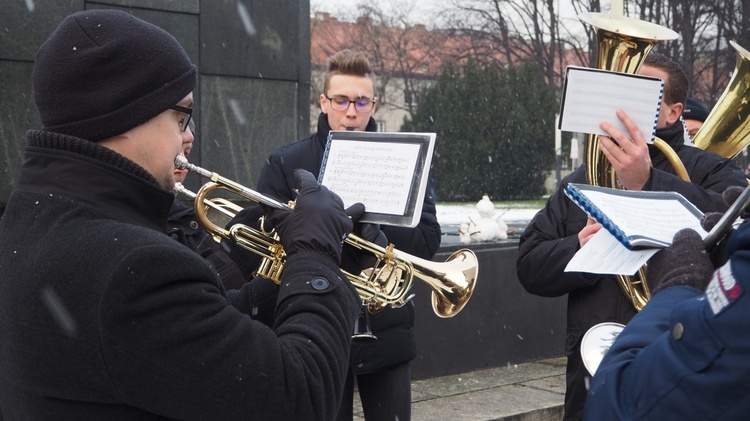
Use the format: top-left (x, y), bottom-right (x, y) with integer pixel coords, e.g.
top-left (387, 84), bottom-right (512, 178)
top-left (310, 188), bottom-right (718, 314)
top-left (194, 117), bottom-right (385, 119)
top-left (32, 9), bottom-right (197, 141)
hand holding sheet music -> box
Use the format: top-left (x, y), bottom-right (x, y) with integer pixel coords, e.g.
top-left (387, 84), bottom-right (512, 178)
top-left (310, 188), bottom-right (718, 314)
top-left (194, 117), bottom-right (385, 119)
top-left (564, 183), bottom-right (708, 275)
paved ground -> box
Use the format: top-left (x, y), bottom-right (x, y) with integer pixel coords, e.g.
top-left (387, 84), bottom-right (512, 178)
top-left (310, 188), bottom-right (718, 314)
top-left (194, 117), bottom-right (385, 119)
top-left (353, 357), bottom-right (567, 421)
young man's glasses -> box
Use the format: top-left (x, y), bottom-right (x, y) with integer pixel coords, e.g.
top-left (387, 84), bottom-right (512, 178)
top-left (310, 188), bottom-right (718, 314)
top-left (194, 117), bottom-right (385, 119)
top-left (170, 105), bottom-right (193, 132)
top-left (325, 95), bottom-right (377, 113)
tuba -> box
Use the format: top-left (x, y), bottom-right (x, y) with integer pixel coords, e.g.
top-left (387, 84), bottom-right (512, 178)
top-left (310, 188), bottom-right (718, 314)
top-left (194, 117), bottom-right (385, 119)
top-left (174, 156), bottom-right (478, 319)
top-left (692, 40), bottom-right (750, 160)
top-left (579, 11), bottom-right (679, 311)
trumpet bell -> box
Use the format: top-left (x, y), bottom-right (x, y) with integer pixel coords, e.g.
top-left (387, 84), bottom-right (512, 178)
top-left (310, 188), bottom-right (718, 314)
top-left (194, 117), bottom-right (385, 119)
top-left (424, 249), bottom-right (478, 318)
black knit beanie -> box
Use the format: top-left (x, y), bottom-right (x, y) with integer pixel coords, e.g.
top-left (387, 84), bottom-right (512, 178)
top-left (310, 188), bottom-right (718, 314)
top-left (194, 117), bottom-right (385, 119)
top-left (32, 9), bottom-right (197, 142)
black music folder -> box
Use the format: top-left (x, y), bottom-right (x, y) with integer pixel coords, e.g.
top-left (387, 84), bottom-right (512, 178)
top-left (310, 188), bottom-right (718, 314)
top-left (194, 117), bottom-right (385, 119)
top-left (318, 130), bottom-right (436, 228)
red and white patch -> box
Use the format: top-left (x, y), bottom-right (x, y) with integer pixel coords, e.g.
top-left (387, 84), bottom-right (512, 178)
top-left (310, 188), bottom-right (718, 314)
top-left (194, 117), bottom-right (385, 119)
top-left (705, 262), bottom-right (743, 316)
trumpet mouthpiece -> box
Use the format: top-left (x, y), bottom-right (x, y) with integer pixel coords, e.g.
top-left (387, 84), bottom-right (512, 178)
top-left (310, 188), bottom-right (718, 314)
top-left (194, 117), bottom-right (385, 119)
top-left (174, 155), bottom-right (213, 179)
top-left (174, 155), bottom-right (189, 170)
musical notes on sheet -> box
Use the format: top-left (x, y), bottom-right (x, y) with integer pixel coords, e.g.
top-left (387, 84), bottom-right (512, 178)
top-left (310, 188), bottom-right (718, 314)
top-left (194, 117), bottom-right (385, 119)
top-left (320, 140), bottom-right (420, 215)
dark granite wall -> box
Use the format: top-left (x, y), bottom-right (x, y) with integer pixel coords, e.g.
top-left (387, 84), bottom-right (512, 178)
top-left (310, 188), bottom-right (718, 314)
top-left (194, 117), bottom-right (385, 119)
top-left (412, 243), bottom-right (567, 380)
top-left (0, 0), bottom-right (310, 210)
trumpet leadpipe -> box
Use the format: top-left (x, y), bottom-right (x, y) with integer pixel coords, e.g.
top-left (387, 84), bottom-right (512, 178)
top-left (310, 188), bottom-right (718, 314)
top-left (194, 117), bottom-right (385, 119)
top-left (174, 182), bottom-right (238, 220)
top-left (174, 155), bottom-right (292, 212)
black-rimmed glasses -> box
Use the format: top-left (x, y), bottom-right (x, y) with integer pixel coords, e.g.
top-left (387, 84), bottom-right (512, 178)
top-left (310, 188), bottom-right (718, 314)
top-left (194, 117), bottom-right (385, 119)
top-left (325, 95), bottom-right (377, 113)
top-left (170, 105), bottom-right (193, 132)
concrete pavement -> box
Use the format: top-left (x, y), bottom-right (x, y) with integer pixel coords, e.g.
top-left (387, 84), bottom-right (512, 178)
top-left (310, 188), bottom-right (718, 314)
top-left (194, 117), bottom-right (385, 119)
top-left (353, 357), bottom-right (566, 421)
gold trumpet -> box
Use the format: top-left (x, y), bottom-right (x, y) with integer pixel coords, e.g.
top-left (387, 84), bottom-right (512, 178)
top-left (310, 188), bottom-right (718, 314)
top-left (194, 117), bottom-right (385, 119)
top-left (174, 156), bottom-right (478, 318)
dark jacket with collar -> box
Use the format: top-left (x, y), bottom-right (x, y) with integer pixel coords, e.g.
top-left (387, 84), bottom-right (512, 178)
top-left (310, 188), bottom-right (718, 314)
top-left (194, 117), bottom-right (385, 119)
top-left (168, 200), bottom-right (248, 291)
top-left (257, 113), bottom-right (442, 374)
top-left (0, 130), bottom-right (360, 420)
top-left (516, 121), bottom-right (748, 419)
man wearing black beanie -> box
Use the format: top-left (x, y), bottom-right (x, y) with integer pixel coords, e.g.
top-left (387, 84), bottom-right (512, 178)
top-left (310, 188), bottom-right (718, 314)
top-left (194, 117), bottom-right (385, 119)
top-left (0, 9), bottom-right (370, 420)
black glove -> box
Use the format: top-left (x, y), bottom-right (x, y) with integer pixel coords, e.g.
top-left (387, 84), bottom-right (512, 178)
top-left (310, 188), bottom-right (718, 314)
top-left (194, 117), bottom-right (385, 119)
top-left (700, 186), bottom-right (750, 231)
top-left (266, 169), bottom-right (352, 264)
top-left (700, 186), bottom-right (749, 267)
top-left (224, 204), bottom-right (266, 280)
top-left (227, 204), bottom-right (265, 232)
top-left (340, 203), bottom-right (388, 275)
top-left (646, 229), bottom-right (714, 295)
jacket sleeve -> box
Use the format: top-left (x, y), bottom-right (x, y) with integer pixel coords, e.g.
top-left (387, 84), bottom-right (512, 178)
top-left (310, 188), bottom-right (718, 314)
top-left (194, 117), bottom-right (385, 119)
top-left (516, 181), bottom-right (600, 297)
top-left (650, 153), bottom-right (747, 213)
top-left (101, 244), bottom-right (360, 421)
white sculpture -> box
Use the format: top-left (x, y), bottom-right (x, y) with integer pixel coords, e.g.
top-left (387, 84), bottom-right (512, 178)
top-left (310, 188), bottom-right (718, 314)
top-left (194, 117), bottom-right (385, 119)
top-left (459, 194), bottom-right (508, 242)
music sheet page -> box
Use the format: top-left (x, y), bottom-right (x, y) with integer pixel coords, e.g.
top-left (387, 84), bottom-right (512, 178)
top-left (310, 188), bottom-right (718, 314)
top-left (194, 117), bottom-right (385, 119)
top-left (320, 140), bottom-right (420, 215)
top-left (559, 66), bottom-right (664, 143)
top-left (581, 188), bottom-right (707, 245)
top-left (565, 229), bottom-right (659, 275)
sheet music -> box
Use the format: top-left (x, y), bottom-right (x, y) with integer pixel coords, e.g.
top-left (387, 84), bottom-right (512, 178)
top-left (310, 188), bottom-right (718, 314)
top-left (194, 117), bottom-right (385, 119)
top-left (559, 66), bottom-right (664, 144)
top-left (320, 140), bottom-right (420, 215)
top-left (579, 187), bottom-right (707, 246)
top-left (565, 229), bottom-right (659, 275)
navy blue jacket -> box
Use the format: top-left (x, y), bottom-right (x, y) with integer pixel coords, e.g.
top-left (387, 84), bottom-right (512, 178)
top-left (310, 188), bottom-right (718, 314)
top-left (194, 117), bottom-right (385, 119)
top-left (585, 219), bottom-right (750, 420)
top-left (257, 113), bottom-right (442, 374)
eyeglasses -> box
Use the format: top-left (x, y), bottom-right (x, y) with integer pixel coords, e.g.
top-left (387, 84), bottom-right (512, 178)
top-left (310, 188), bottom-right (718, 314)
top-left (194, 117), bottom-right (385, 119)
top-left (325, 95), bottom-right (377, 113)
top-left (170, 105), bottom-right (193, 132)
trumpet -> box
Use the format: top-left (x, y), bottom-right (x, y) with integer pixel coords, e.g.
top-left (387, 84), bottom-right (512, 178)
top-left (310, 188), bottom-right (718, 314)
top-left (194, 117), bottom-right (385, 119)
top-left (174, 156), bottom-right (478, 318)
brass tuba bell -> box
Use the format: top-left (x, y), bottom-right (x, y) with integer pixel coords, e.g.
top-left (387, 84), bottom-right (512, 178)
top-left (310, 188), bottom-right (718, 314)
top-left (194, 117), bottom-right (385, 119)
top-left (692, 40), bottom-right (750, 160)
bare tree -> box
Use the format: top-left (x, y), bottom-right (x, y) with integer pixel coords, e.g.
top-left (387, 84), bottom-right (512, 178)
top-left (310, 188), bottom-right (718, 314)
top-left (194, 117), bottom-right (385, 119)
top-left (310, 3), bottom-right (450, 118)
top-left (443, 0), bottom-right (589, 87)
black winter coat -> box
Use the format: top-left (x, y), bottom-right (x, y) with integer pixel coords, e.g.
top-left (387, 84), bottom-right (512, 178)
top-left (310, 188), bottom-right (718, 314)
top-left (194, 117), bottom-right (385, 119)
top-left (257, 113), bottom-right (442, 374)
top-left (168, 200), bottom-right (248, 290)
top-left (517, 122), bottom-right (748, 419)
top-left (0, 131), bottom-right (360, 420)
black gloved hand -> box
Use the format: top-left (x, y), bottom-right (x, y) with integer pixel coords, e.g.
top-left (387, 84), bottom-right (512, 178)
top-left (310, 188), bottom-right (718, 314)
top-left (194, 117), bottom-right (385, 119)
top-left (700, 186), bottom-right (750, 231)
top-left (646, 229), bottom-right (714, 295)
top-left (227, 204), bottom-right (265, 231)
top-left (224, 204), bottom-right (266, 280)
top-left (266, 169), bottom-right (352, 264)
top-left (700, 186), bottom-right (749, 268)
top-left (340, 203), bottom-right (388, 275)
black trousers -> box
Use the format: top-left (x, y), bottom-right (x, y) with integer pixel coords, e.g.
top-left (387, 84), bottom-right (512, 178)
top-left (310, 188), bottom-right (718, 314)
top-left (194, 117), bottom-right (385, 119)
top-left (563, 340), bottom-right (588, 421)
top-left (336, 361), bottom-right (411, 420)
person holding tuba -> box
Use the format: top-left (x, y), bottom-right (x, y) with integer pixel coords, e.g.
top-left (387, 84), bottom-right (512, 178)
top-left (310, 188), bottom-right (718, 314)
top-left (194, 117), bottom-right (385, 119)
top-left (517, 52), bottom-right (748, 420)
top-left (584, 186), bottom-right (750, 419)
top-left (0, 10), bottom-right (366, 420)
